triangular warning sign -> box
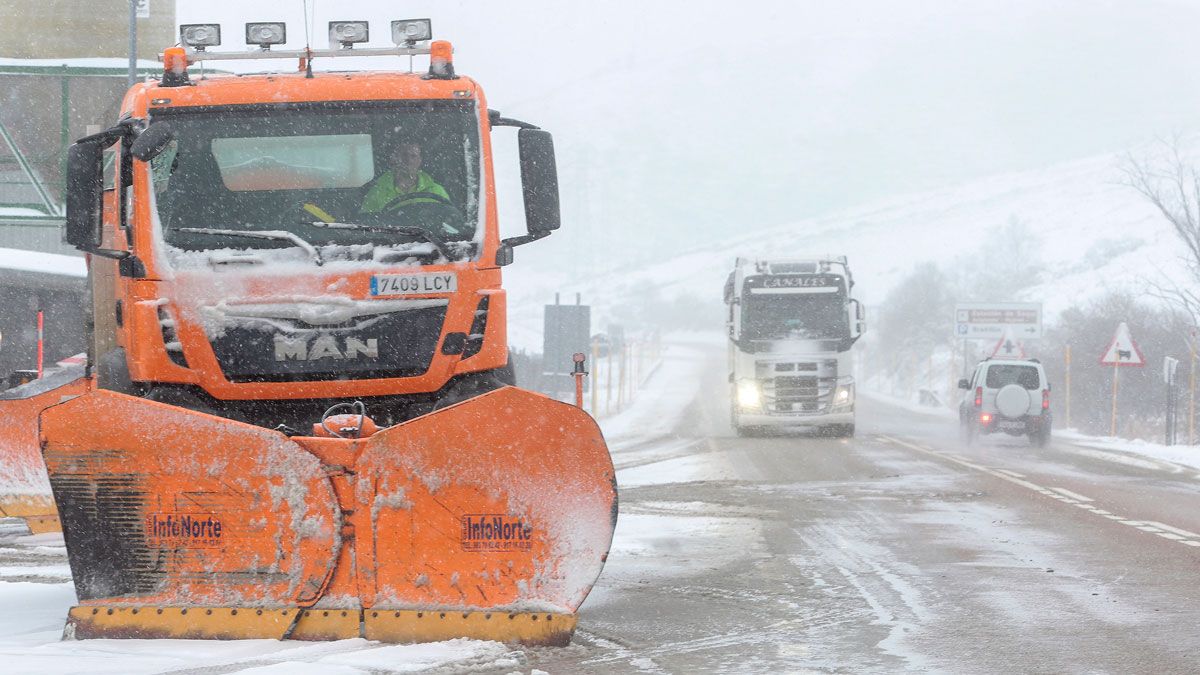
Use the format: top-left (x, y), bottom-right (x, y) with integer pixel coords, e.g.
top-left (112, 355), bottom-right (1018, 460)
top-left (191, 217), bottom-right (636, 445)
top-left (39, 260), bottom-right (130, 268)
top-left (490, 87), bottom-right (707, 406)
top-left (989, 328), bottom-right (1026, 359)
top-left (1100, 322), bottom-right (1145, 367)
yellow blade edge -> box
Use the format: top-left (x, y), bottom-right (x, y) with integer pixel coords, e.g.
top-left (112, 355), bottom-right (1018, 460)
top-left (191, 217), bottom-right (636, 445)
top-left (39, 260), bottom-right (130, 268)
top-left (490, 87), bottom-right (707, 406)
top-left (66, 606), bottom-right (577, 645)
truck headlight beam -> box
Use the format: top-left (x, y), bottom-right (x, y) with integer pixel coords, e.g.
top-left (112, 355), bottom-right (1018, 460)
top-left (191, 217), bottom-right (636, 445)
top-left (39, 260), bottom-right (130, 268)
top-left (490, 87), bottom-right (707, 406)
top-left (737, 381), bottom-right (761, 409)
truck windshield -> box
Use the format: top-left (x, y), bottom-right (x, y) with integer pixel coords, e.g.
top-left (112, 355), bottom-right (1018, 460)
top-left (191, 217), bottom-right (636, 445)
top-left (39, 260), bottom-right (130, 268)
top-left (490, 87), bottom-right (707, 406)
top-left (742, 293), bottom-right (848, 341)
top-left (148, 102), bottom-right (481, 263)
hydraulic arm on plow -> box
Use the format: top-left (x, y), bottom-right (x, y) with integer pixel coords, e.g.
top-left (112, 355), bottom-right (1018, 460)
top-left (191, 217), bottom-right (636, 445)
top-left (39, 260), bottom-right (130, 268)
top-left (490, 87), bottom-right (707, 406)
top-left (16, 19), bottom-right (616, 645)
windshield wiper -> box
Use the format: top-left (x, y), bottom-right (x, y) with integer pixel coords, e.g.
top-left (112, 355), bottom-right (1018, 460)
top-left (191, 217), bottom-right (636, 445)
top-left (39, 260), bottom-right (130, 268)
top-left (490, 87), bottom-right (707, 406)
top-left (311, 221), bottom-right (454, 261)
top-left (177, 228), bottom-right (324, 266)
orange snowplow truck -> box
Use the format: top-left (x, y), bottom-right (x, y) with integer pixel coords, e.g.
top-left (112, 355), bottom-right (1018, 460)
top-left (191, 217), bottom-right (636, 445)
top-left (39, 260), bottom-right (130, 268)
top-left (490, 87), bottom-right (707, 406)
top-left (23, 20), bottom-right (616, 645)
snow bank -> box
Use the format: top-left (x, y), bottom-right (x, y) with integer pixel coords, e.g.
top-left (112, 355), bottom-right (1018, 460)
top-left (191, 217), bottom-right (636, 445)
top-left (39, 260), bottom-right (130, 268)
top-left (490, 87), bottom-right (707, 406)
top-left (0, 248), bottom-right (84, 278)
top-left (1057, 430), bottom-right (1200, 473)
top-left (599, 332), bottom-right (721, 445)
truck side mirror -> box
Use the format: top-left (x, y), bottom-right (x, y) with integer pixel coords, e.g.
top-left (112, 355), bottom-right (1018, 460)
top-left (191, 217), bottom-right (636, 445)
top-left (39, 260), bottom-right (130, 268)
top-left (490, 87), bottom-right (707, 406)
top-left (518, 128), bottom-right (560, 235)
top-left (957, 378), bottom-right (970, 389)
top-left (130, 122), bottom-right (175, 161)
top-left (64, 139), bottom-right (108, 251)
top-left (848, 299), bottom-right (866, 339)
top-left (65, 125), bottom-right (132, 258)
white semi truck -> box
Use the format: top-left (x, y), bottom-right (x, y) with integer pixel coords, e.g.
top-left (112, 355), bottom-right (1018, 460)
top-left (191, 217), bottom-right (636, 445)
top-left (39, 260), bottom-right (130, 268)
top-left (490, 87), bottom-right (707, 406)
top-left (724, 257), bottom-right (866, 437)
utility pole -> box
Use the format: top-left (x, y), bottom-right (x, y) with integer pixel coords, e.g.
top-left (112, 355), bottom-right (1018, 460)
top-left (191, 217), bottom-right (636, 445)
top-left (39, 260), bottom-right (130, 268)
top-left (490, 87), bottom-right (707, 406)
top-left (1064, 344), bottom-right (1071, 429)
top-left (127, 1), bottom-right (138, 87)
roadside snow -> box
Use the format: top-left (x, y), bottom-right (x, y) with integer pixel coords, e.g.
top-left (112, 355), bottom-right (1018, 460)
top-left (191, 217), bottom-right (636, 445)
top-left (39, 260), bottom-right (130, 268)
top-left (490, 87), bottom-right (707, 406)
top-left (600, 332), bottom-right (721, 445)
top-left (1057, 430), bottom-right (1200, 474)
top-left (0, 247), bottom-right (85, 278)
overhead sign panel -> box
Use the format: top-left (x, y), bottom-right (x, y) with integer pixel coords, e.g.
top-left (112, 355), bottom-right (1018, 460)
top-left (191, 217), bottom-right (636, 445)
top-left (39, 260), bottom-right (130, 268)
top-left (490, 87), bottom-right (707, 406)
top-left (955, 303), bottom-right (1042, 339)
top-left (1100, 322), bottom-right (1145, 367)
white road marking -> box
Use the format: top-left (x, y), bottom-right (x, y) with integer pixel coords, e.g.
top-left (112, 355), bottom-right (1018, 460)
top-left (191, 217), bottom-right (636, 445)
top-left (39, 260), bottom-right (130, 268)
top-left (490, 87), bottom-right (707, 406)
top-left (1050, 487), bottom-right (1093, 502)
top-left (1143, 521), bottom-right (1200, 539)
top-left (878, 434), bottom-right (1200, 551)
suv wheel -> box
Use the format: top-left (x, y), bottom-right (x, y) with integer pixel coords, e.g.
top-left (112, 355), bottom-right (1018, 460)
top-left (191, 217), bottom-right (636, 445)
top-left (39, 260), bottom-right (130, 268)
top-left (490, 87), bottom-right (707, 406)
top-left (962, 419), bottom-right (977, 446)
top-left (1032, 423), bottom-right (1051, 448)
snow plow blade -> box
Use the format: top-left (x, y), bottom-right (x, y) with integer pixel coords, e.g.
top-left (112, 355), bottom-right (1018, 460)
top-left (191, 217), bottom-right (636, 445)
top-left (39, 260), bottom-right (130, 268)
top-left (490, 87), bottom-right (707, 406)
top-left (41, 386), bottom-right (616, 645)
top-left (0, 369), bottom-right (88, 534)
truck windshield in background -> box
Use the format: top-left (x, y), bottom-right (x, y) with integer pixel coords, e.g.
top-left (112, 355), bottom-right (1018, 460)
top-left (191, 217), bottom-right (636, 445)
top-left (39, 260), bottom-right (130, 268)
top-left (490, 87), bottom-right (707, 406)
top-left (149, 101), bottom-right (482, 261)
top-left (742, 292), bottom-right (849, 341)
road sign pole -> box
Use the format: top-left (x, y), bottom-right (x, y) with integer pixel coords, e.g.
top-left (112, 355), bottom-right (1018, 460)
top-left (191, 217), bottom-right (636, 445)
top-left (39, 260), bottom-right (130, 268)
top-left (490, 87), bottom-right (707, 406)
top-left (1064, 344), bottom-right (1071, 429)
top-left (1190, 338), bottom-right (1197, 445)
top-left (591, 341), bottom-right (600, 414)
top-left (1110, 365), bottom-right (1119, 437)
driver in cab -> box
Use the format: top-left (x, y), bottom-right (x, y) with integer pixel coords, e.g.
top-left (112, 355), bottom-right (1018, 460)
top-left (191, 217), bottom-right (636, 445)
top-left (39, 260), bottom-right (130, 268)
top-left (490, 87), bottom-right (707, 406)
top-left (359, 142), bottom-right (450, 214)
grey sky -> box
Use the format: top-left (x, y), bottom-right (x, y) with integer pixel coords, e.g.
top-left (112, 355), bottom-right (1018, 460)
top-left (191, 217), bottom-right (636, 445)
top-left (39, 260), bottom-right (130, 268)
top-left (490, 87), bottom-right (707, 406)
top-left (176, 1), bottom-right (1200, 267)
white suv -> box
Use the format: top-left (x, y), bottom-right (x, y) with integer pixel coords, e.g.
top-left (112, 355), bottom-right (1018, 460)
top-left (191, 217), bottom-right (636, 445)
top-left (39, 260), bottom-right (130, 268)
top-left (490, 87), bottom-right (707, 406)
top-left (958, 358), bottom-right (1052, 446)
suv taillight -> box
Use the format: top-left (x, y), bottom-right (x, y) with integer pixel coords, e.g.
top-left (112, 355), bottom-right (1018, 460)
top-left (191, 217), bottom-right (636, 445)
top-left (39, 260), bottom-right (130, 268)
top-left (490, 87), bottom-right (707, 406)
top-left (1042, 389), bottom-right (1050, 410)
top-left (974, 386), bottom-right (982, 407)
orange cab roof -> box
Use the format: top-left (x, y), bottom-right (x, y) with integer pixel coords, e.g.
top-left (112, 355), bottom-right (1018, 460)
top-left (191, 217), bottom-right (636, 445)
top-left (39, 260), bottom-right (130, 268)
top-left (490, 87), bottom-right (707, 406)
top-left (136, 71), bottom-right (480, 109)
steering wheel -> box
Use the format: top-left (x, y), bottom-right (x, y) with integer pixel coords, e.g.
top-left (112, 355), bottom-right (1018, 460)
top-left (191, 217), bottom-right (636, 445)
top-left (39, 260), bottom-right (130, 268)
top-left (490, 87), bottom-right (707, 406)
top-left (380, 191), bottom-right (453, 212)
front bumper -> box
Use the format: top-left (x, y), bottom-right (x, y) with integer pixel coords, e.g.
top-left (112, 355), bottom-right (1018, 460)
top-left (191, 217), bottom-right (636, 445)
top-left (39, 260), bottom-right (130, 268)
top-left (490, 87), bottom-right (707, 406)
top-left (736, 411), bottom-right (854, 428)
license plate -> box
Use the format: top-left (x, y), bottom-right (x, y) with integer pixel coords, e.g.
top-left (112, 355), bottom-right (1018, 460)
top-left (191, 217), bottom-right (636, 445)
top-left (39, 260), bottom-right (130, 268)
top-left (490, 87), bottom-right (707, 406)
top-left (371, 272), bottom-right (457, 296)
top-left (998, 420), bottom-right (1023, 430)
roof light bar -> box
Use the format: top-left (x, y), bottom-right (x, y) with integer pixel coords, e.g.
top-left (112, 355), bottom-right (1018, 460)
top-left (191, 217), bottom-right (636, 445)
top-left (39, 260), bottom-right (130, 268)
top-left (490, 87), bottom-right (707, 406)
top-left (180, 24), bottom-right (221, 50)
top-left (329, 21), bottom-right (369, 48)
top-left (245, 22), bottom-right (286, 49)
top-left (391, 18), bottom-right (431, 46)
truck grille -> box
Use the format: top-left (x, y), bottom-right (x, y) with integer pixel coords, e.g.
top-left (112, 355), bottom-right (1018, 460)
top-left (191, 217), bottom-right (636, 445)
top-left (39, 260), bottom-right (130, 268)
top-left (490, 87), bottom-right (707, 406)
top-left (209, 303), bottom-right (448, 383)
top-left (759, 361), bottom-right (837, 414)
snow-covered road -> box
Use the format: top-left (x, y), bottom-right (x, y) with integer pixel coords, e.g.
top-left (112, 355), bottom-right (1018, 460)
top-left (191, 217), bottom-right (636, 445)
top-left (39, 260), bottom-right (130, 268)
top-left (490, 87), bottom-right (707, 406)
top-left (3, 335), bottom-right (1200, 673)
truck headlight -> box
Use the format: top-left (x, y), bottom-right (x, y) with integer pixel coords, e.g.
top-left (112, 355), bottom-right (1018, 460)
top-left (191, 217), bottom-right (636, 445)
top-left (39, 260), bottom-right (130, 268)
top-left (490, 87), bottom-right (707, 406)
top-left (833, 383), bottom-right (854, 408)
top-left (737, 380), bottom-right (761, 409)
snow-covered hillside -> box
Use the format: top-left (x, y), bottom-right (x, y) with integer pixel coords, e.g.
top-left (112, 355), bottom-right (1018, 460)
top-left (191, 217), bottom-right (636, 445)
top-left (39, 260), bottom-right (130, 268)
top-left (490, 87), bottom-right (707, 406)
top-left (505, 146), bottom-right (1182, 349)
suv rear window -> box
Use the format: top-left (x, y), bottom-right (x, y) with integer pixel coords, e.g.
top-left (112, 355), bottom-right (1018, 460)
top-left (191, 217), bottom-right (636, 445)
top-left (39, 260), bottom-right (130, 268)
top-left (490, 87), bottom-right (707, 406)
top-left (986, 364), bottom-right (1040, 390)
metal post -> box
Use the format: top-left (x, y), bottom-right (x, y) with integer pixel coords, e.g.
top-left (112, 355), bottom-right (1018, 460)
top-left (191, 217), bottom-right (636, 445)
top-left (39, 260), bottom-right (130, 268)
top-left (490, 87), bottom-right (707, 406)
top-left (60, 70), bottom-right (70, 199)
top-left (1168, 367), bottom-right (1176, 446)
top-left (591, 340), bottom-right (600, 414)
top-left (127, 1), bottom-right (138, 87)
top-left (1110, 366), bottom-right (1119, 437)
top-left (1191, 339), bottom-right (1197, 445)
top-left (1064, 344), bottom-right (1071, 429)
top-left (572, 353), bottom-right (586, 409)
top-left (605, 345), bottom-right (613, 416)
top-left (616, 344), bottom-right (626, 411)
top-left (36, 310), bottom-right (44, 379)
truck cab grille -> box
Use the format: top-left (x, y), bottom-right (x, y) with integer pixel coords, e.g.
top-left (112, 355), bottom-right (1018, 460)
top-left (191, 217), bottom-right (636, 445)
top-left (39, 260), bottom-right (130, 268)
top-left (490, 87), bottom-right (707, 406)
top-left (758, 360), bottom-right (837, 414)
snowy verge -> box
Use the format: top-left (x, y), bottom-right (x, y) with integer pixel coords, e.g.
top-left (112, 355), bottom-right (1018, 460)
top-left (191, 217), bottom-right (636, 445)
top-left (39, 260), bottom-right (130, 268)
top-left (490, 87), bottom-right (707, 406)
top-left (0, 247), bottom-right (85, 278)
top-left (1055, 430), bottom-right (1200, 474)
top-left (599, 331), bottom-right (722, 446)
